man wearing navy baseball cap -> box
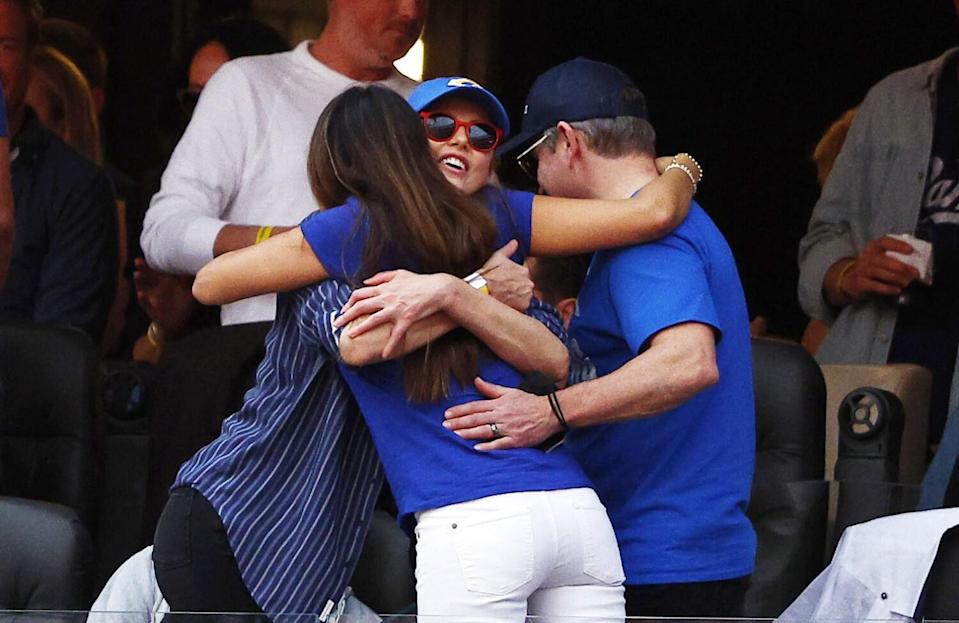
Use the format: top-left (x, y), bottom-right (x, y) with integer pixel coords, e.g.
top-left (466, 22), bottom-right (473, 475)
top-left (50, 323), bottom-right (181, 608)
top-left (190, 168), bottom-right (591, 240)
top-left (446, 58), bottom-right (757, 618)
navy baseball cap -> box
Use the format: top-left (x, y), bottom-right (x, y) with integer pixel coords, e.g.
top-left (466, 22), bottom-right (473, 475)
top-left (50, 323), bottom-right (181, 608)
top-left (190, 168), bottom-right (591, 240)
top-left (498, 57), bottom-right (647, 156)
top-left (408, 77), bottom-right (511, 136)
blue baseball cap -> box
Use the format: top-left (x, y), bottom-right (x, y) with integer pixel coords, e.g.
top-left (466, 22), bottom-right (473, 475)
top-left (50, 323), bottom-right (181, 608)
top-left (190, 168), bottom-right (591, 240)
top-left (498, 57), bottom-right (647, 156)
top-left (408, 77), bottom-right (511, 136)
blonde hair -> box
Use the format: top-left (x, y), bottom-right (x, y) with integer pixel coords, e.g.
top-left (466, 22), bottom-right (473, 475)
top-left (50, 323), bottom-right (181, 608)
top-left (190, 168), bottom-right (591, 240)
top-left (29, 45), bottom-right (102, 164)
top-left (812, 107), bottom-right (858, 188)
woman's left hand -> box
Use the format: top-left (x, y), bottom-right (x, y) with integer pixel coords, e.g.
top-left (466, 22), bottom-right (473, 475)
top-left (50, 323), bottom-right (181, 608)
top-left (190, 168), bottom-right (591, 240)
top-left (336, 270), bottom-right (456, 355)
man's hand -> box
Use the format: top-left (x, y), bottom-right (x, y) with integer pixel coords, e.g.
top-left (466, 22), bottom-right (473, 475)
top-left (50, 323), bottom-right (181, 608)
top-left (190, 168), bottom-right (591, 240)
top-left (443, 377), bottom-right (560, 450)
top-left (478, 240), bottom-right (533, 311)
top-left (335, 270), bottom-right (456, 355)
top-left (840, 236), bottom-right (920, 301)
top-left (133, 258), bottom-right (197, 337)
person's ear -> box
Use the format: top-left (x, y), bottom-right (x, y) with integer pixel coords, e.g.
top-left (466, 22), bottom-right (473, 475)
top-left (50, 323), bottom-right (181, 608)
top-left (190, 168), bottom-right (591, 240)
top-left (556, 121), bottom-right (584, 166)
top-left (91, 87), bottom-right (106, 118)
top-left (556, 297), bottom-right (577, 329)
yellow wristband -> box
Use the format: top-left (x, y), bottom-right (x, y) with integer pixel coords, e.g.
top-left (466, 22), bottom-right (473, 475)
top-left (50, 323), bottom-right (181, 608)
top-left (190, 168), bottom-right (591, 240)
top-left (255, 225), bottom-right (275, 245)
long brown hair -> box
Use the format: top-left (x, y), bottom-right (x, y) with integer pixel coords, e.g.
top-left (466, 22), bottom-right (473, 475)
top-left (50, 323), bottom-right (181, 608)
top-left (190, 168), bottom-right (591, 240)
top-left (308, 85), bottom-right (497, 402)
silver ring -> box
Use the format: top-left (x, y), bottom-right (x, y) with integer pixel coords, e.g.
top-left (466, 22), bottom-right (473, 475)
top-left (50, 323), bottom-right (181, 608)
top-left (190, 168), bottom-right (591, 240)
top-left (489, 423), bottom-right (501, 437)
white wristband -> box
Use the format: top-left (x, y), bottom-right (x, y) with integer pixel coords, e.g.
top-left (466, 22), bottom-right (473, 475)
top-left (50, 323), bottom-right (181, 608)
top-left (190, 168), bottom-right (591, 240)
top-left (463, 272), bottom-right (490, 295)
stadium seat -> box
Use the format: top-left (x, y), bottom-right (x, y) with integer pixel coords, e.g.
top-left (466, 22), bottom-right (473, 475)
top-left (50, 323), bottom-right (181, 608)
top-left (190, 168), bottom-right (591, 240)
top-left (744, 338), bottom-right (829, 617)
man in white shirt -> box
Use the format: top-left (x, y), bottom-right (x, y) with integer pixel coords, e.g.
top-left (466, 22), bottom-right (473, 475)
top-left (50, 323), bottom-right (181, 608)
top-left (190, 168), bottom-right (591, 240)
top-left (141, 0), bottom-right (426, 326)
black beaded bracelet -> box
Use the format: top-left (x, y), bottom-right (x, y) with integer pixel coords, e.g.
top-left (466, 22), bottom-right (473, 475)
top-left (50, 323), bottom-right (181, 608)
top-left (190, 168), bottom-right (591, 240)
top-left (547, 392), bottom-right (569, 430)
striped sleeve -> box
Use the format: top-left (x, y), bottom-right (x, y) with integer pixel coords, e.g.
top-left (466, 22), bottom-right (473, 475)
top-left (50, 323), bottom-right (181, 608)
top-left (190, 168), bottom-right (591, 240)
top-left (297, 280), bottom-right (353, 356)
top-left (526, 297), bottom-right (568, 342)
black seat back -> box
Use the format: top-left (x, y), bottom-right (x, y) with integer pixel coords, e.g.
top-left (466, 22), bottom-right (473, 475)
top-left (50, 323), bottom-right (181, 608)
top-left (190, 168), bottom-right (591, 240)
top-left (752, 338), bottom-right (826, 483)
top-left (745, 338), bottom-right (829, 617)
top-left (0, 321), bottom-right (99, 524)
top-left (0, 496), bottom-right (93, 610)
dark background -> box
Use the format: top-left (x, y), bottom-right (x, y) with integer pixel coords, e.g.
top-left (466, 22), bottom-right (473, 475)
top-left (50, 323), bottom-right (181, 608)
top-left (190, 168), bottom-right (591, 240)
top-left (40, 0), bottom-right (959, 338)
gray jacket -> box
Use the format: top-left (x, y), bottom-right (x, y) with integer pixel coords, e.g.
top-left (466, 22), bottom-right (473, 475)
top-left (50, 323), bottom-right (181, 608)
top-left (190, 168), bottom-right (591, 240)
top-left (797, 47), bottom-right (959, 415)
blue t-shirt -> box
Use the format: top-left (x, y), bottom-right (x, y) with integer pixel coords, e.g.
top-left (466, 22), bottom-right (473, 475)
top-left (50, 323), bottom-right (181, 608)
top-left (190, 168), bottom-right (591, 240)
top-left (300, 186), bottom-right (592, 531)
top-left (566, 202), bottom-right (756, 585)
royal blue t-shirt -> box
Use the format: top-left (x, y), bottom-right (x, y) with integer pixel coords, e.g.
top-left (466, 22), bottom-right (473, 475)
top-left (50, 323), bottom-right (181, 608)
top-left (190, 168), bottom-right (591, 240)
top-left (565, 202), bottom-right (756, 585)
top-left (300, 186), bottom-right (592, 531)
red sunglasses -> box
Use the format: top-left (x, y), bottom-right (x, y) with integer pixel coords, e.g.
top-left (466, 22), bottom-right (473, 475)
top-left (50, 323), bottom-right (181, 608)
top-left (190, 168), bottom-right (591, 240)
top-left (419, 112), bottom-right (503, 152)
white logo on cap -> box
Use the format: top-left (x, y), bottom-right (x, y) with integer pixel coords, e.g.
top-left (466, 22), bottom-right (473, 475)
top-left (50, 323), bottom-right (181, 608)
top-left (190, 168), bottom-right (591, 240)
top-left (447, 77), bottom-right (482, 89)
top-left (523, 105), bottom-right (528, 115)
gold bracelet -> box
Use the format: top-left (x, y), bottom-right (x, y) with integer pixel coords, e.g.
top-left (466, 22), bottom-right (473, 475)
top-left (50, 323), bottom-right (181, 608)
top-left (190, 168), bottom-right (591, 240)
top-left (255, 225), bottom-right (274, 245)
top-left (835, 260), bottom-right (857, 297)
top-left (146, 322), bottom-right (163, 348)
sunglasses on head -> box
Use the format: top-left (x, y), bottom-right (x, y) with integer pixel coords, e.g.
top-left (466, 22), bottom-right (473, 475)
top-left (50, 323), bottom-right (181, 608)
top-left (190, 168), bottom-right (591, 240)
top-left (419, 112), bottom-right (503, 152)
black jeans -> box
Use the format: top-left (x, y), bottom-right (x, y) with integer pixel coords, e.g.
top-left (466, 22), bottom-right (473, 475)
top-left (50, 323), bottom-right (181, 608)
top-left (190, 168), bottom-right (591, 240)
top-left (625, 575), bottom-right (750, 618)
top-left (153, 487), bottom-right (267, 621)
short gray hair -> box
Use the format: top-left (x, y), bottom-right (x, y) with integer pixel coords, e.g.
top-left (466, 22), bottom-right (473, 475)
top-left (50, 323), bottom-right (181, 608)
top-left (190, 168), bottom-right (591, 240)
top-left (542, 115), bottom-right (656, 158)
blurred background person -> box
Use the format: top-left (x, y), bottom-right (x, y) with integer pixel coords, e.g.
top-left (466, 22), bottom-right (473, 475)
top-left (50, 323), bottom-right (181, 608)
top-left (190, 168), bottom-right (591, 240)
top-left (812, 108), bottom-right (859, 189)
top-left (798, 45), bottom-right (959, 451)
top-left (39, 17), bottom-right (108, 118)
top-left (800, 107), bottom-right (859, 356)
top-left (132, 16), bottom-right (290, 365)
top-left (38, 16), bottom-right (147, 356)
top-left (26, 45), bottom-right (101, 164)
top-left (23, 43), bottom-right (129, 352)
top-left (0, 0), bottom-right (117, 343)
top-left (177, 16), bottom-right (290, 121)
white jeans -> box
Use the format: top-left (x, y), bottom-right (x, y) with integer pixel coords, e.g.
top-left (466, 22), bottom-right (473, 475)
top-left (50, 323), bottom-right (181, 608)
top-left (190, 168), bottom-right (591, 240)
top-left (414, 488), bottom-right (625, 623)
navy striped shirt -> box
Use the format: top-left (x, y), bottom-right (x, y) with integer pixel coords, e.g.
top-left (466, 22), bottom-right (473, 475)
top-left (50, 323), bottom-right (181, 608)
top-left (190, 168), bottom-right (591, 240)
top-left (173, 282), bottom-right (374, 616)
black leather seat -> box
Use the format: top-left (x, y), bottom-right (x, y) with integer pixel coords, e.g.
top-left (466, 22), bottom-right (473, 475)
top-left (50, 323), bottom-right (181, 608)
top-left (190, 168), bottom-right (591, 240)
top-left (744, 338), bottom-right (830, 617)
top-left (0, 497), bottom-right (93, 609)
top-left (0, 321), bottom-right (100, 609)
top-left (0, 321), bottom-right (98, 522)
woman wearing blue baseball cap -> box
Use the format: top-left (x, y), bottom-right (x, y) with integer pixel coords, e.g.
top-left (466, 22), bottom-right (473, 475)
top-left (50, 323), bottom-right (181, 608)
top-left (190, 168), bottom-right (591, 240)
top-left (155, 80), bottom-right (700, 620)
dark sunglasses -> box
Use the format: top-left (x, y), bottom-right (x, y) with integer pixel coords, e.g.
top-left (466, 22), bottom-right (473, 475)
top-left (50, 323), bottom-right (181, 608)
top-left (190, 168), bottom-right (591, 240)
top-left (419, 112), bottom-right (503, 152)
top-left (516, 130), bottom-right (551, 182)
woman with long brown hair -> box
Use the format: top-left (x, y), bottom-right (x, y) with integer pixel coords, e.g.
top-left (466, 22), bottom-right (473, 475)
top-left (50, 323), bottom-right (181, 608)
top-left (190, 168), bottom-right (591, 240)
top-left (174, 82), bottom-right (698, 620)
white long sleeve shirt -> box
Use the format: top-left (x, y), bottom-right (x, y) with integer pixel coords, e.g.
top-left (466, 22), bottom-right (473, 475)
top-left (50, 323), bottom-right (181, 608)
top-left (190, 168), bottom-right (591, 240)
top-left (141, 41), bottom-right (417, 325)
